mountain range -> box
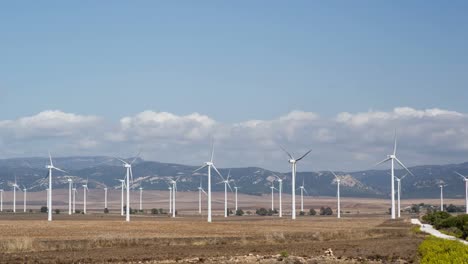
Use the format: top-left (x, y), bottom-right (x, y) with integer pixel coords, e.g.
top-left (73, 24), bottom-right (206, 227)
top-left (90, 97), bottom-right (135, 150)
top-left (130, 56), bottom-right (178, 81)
top-left (0, 156), bottom-right (468, 199)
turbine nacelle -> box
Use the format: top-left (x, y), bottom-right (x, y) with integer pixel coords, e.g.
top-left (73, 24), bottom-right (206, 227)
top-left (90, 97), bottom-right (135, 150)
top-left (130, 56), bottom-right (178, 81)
top-left (46, 165), bottom-right (53, 169)
top-left (388, 155), bottom-right (396, 159)
top-left (205, 161), bottom-right (213, 166)
top-left (124, 163), bottom-right (131, 168)
top-left (288, 159), bottom-right (296, 164)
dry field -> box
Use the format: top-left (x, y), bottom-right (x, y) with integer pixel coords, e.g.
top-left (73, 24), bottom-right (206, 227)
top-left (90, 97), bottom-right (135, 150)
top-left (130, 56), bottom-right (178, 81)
top-left (0, 213), bottom-right (425, 264)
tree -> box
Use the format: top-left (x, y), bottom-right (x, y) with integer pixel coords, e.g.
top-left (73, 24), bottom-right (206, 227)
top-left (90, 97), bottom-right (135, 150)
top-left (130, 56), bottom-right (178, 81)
top-left (309, 208), bottom-right (317, 216)
top-left (299, 211), bottom-right (305, 216)
top-left (55, 209), bottom-right (60, 214)
top-left (158, 208), bottom-right (165, 215)
top-left (104, 208), bottom-right (109, 214)
top-left (319, 207), bottom-right (333, 216)
top-left (40, 206), bottom-right (48, 213)
top-left (256, 208), bottom-right (270, 216)
top-left (236, 209), bottom-right (244, 216)
top-left (227, 208), bottom-right (233, 216)
top-left (151, 208), bottom-right (159, 215)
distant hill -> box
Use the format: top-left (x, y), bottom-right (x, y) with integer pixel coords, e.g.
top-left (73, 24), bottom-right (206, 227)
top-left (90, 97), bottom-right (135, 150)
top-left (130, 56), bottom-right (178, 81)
top-left (0, 156), bottom-right (467, 199)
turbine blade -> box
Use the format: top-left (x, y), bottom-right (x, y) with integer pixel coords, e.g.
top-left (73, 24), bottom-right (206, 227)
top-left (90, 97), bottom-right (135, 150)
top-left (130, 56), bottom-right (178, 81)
top-left (211, 165), bottom-right (225, 181)
top-left (130, 150), bottom-right (142, 165)
top-left (54, 167), bottom-right (68, 174)
top-left (130, 168), bottom-right (134, 185)
top-left (114, 157), bottom-right (129, 165)
top-left (395, 157), bottom-right (414, 176)
top-left (454, 171), bottom-right (468, 180)
top-left (193, 165), bottom-right (208, 173)
top-left (279, 146), bottom-right (294, 160)
top-left (400, 173), bottom-right (409, 180)
top-left (375, 158), bottom-right (391, 167)
top-left (303, 188), bottom-right (309, 195)
top-left (210, 139), bottom-right (215, 163)
top-left (296, 149), bottom-right (312, 161)
top-left (227, 182), bottom-right (233, 192)
top-left (49, 151), bottom-right (54, 167)
top-left (329, 170), bottom-right (339, 179)
top-left (202, 189), bottom-right (208, 196)
top-left (393, 129), bottom-right (397, 155)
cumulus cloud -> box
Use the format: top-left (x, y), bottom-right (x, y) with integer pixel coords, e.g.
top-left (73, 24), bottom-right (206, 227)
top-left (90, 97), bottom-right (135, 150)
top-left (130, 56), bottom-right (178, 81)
top-left (2, 107), bottom-right (468, 171)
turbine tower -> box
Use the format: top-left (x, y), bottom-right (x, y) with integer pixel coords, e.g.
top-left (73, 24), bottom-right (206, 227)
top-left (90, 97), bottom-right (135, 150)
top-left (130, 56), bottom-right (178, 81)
top-left (67, 177), bottom-right (73, 215)
top-left (118, 179), bottom-right (125, 216)
top-left (197, 178), bottom-right (207, 214)
top-left (217, 170), bottom-right (233, 218)
top-left (46, 153), bottom-right (68, 221)
top-left (12, 176), bottom-right (20, 213)
top-left (270, 181), bottom-right (277, 211)
top-left (439, 182), bottom-right (447, 212)
top-left (22, 185), bottom-right (27, 213)
top-left (454, 172), bottom-right (468, 214)
top-left (82, 179), bottom-right (89, 214)
top-left (280, 147), bottom-right (312, 220)
top-left (233, 184), bottom-right (240, 212)
top-left (72, 185), bottom-right (77, 213)
top-left (139, 187), bottom-right (143, 211)
top-left (115, 154), bottom-right (139, 222)
top-left (104, 186), bottom-right (108, 210)
top-left (0, 188), bottom-right (3, 212)
top-left (375, 131), bottom-right (413, 219)
top-left (394, 173), bottom-right (408, 218)
top-left (193, 142), bottom-right (224, 223)
top-left (297, 178), bottom-right (309, 213)
top-left (168, 186), bottom-right (172, 214)
top-left (330, 171), bottom-right (342, 219)
top-left (274, 175), bottom-right (284, 218)
top-left (169, 178), bottom-right (180, 218)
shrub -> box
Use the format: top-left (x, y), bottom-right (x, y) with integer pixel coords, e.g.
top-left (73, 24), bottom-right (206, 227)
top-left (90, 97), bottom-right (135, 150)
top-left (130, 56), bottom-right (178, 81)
top-left (55, 209), bottom-right (60, 214)
top-left (418, 236), bottom-right (468, 264)
top-left (40, 206), bottom-right (47, 213)
top-left (226, 208), bottom-right (233, 216)
top-left (151, 208), bottom-right (159, 215)
top-left (235, 209), bottom-right (244, 216)
top-left (256, 208), bottom-right (269, 216)
top-left (75, 210), bottom-right (81, 214)
top-left (246, 211), bottom-right (252, 215)
top-left (280, 251), bottom-right (289, 258)
top-left (319, 207), bottom-right (333, 216)
top-left (158, 208), bottom-right (165, 214)
top-left (309, 208), bottom-right (317, 216)
top-left (299, 211), bottom-right (305, 216)
top-left (104, 208), bottom-right (109, 214)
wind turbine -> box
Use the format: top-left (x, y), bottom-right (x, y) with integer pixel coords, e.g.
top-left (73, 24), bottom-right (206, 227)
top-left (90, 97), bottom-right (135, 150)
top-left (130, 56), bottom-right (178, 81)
top-left (46, 188), bottom-right (49, 213)
top-left (115, 154), bottom-right (139, 222)
top-left (270, 181), bottom-right (277, 211)
top-left (168, 186), bottom-right (172, 214)
top-left (454, 172), bottom-right (468, 214)
top-left (46, 153), bottom-right (68, 221)
top-left (82, 179), bottom-right (89, 214)
top-left (274, 174), bottom-right (285, 218)
top-left (374, 131), bottom-right (413, 219)
top-left (72, 185), bottom-right (77, 213)
top-left (233, 184), bottom-right (240, 213)
top-left (439, 182), bottom-right (447, 212)
top-left (193, 142), bottom-right (224, 223)
top-left (197, 178), bottom-right (207, 214)
top-left (22, 185), bottom-right (28, 213)
top-left (217, 170), bottom-right (233, 218)
top-left (118, 179), bottom-right (125, 216)
top-left (0, 188), bottom-right (3, 212)
top-left (394, 173), bottom-right (408, 218)
top-left (168, 177), bottom-right (180, 218)
top-left (330, 171), bottom-right (342, 219)
top-left (12, 176), bottom-right (20, 213)
top-left (139, 187), bottom-right (143, 211)
top-left (297, 178), bottom-right (309, 213)
top-left (280, 147), bottom-right (312, 220)
top-left (66, 177), bottom-right (73, 215)
top-left (103, 185), bottom-right (108, 210)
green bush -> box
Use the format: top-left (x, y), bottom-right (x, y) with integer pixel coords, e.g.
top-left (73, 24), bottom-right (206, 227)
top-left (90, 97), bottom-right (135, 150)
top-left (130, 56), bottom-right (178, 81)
top-left (299, 211), bottom-right (305, 216)
top-left (319, 207), bottom-right (333, 216)
top-left (423, 212), bottom-right (468, 240)
top-left (309, 208), bottom-right (317, 216)
top-left (55, 209), bottom-right (60, 214)
top-left (40, 206), bottom-right (47, 213)
top-left (104, 208), bottom-right (109, 214)
top-left (151, 208), bottom-right (159, 215)
top-left (235, 209), bottom-right (244, 216)
top-left (419, 236), bottom-right (468, 264)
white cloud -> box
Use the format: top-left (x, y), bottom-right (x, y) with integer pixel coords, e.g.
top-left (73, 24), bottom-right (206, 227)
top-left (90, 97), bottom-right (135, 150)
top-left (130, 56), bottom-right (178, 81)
top-left (2, 107), bottom-right (468, 171)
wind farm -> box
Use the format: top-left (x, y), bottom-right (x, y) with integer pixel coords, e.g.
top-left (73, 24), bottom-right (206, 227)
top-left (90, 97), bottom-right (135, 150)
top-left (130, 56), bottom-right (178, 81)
top-left (1, 1), bottom-right (468, 263)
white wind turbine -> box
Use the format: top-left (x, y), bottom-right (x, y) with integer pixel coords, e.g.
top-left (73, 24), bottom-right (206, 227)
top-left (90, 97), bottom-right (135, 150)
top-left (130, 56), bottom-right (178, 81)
top-left (139, 187), bottom-right (143, 211)
top-left (168, 186), bottom-right (172, 214)
top-left (46, 188), bottom-right (49, 212)
top-left (454, 172), bottom-right (468, 214)
top-left (168, 177), bottom-right (180, 218)
top-left (197, 178), bottom-right (208, 214)
top-left (330, 171), bottom-right (342, 219)
top-left (104, 185), bottom-right (108, 210)
top-left (280, 147), bottom-right (312, 220)
top-left (115, 155), bottom-right (139, 222)
top-left (439, 182), bottom-right (447, 212)
top-left (0, 187), bottom-right (3, 212)
top-left (394, 173), bottom-right (408, 218)
top-left (375, 132), bottom-right (413, 219)
top-left (22, 185), bottom-right (28, 213)
top-left (118, 179), bottom-right (125, 216)
top-left (233, 183), bottom-right (240, 213)
top-left (270, 181), bottom-right (277, 211)
top-left (193, 142), bottom-right (224, 223)
top-left (217, 170), bottom-right (233, 218)
top-left (66, 177), bottom-right (73, 215)
top-left (46, 153), bottom-right (68, 221)
top-left (297, 178), bottom-right (309, 213)
top-left (12, 176), bottom-right (20, 213)
top-left (82, 179), bottom-right (89, 214)
top-left (72, 185), bottom-right (77, 213)
top-left (273, 174), bottom-right (285, 218)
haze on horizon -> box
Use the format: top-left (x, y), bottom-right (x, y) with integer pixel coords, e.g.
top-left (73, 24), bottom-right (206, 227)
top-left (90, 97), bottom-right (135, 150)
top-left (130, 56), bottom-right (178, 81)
top-left (1, 1), bottom-right (467, 171)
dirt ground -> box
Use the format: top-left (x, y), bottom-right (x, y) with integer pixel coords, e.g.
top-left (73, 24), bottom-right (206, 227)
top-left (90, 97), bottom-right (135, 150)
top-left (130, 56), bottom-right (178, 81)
top-left (0, 213), bottom-right (424, 264)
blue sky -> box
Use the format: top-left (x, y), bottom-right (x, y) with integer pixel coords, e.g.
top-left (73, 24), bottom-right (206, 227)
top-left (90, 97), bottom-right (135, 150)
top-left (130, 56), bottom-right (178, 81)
top-left (1, 1), bottom-right (468, 170)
